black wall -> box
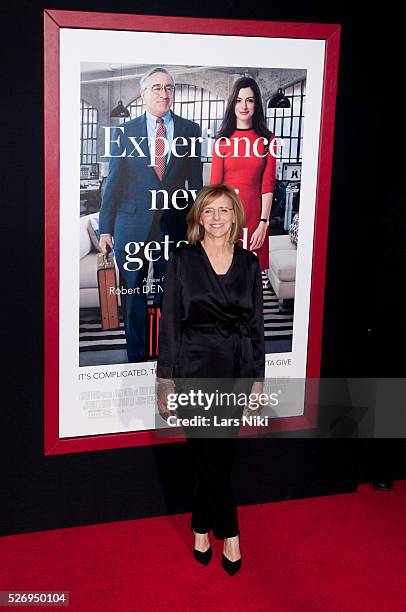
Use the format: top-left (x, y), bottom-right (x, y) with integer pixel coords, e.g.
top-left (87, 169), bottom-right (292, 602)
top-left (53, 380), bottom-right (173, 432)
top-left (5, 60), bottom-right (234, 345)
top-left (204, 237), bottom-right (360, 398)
top-left (1, 1), bottom-right (405, 536)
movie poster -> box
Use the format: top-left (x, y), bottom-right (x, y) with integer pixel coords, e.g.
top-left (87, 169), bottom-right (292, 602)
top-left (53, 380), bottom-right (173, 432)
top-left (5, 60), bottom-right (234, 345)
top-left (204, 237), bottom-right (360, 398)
top-left (58, 26), bottom-right (326, 438)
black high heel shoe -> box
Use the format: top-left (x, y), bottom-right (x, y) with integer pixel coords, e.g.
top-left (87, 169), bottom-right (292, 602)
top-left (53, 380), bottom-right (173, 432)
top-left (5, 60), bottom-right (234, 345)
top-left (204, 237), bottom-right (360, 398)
top-left (221, 553), bottom-right (242, 575)
top-left (192, 529), bottom-right (212, 566)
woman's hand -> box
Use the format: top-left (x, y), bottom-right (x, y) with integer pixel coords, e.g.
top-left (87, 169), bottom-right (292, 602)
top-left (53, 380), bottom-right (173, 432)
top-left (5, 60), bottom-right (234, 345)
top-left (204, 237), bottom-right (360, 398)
top-left (245, 380), bottom-right (265, 415)
top-left (156, 378), bottom-right (176, 421)
top-left (250, 223), bottom-right (268, 251)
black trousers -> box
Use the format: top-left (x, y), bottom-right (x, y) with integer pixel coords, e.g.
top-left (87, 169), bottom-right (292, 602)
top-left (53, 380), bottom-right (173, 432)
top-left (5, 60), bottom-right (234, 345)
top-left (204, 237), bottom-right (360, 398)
top-left (188, 436), bottom-right (240, 538)
top-left (176, 377), bottom-right (251, 539)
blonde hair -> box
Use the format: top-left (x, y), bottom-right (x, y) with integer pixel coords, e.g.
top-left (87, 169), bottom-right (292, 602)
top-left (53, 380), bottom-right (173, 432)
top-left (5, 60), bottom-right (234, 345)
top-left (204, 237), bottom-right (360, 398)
top-left (186, 184), bottom-right (245, 245)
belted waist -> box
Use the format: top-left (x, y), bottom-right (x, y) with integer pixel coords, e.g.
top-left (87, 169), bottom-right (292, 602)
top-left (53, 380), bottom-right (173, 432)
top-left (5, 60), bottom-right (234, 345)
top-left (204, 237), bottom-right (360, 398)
top-left (181, 321), bottom-right (251, 377)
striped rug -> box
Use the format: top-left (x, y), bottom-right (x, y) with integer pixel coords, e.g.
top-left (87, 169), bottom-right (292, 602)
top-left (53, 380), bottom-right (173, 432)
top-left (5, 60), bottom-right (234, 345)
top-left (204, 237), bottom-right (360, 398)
top-left (262, 274), bottom-right (294, 341)
top-left (79, 273), bottom-right (294, 353)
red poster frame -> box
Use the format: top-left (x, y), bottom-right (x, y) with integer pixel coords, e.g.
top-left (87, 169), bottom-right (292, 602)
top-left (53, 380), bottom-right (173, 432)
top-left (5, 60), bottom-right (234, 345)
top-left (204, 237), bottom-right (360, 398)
top-left (44, 9), bottom-right (341, 455)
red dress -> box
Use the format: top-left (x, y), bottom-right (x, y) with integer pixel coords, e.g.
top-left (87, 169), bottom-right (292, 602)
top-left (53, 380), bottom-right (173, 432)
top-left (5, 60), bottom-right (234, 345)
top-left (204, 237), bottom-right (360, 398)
top-left (210, 128), bottom-right (276, 270)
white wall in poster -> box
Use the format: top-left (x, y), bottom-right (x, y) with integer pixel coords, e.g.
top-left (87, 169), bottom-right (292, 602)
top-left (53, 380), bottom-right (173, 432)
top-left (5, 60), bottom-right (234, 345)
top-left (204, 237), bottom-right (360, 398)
top-left (59, 28), bottom-right (325, 437)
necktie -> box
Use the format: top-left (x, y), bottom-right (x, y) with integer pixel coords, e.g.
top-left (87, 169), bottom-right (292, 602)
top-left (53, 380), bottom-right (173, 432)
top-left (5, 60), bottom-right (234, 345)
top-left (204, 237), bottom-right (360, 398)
top-left (154, 117), bottom-right (167, 181)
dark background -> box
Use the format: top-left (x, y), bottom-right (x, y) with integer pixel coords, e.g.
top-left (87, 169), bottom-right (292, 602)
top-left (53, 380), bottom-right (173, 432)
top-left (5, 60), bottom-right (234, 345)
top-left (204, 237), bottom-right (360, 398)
top-left (1, 1), bottom-right (405, 536)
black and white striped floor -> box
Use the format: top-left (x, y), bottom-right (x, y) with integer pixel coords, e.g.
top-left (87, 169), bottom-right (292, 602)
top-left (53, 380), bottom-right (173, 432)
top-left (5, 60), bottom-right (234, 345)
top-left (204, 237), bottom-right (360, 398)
top-left (79, 273), bottom-right (293, 358)
top-left (262, 275), bottom-right (294, 342)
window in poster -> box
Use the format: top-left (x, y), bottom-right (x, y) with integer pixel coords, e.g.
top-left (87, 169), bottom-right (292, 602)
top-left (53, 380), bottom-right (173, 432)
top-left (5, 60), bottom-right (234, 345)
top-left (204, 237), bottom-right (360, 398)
top-left (44, 11), bottom-right (341, 454)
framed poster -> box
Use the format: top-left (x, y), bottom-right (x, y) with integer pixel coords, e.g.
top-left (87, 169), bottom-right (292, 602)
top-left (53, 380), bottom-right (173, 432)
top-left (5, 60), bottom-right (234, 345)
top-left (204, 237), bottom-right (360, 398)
top-left (44, 10), bottom-right (341, 454)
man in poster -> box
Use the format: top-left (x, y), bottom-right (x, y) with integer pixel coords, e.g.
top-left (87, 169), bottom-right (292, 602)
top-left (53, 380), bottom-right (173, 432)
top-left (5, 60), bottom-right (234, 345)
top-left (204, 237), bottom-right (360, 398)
top-left (99, 67), bottom-right (203, 363)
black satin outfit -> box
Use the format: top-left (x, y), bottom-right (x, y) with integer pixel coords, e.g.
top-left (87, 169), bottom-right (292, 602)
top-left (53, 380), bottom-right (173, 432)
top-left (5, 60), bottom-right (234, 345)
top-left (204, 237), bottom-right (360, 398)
top-left (157, 241), bottom-right (265, 538)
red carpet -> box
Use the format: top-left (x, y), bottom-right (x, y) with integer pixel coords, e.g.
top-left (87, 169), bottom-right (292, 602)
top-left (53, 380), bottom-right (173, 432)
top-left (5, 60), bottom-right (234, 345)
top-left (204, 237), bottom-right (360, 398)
top-left (1, 482), bottom-right (405, 611)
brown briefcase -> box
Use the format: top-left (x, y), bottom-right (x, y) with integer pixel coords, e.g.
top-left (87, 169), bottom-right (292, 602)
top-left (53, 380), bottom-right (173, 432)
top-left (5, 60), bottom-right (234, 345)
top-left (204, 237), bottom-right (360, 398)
top-left (97, 245), bottom-right (119, 331)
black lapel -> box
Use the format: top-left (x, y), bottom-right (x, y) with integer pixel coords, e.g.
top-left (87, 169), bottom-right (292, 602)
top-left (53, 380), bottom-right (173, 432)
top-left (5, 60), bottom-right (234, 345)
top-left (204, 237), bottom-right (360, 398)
top-left (138, 113), bottom-right (152, 166)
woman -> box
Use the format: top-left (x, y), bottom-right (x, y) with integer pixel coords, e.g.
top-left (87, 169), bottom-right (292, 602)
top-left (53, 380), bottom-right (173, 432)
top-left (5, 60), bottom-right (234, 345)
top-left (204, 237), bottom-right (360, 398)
top-left (156, 184), bottom-right (265, 575)
top-left (211, 76), bottom-right (276, 271)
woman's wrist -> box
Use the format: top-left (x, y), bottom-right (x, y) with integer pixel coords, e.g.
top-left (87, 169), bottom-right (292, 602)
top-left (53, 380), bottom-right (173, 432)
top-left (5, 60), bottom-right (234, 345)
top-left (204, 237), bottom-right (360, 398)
top-left (156, 377), bottom-right (175, 385)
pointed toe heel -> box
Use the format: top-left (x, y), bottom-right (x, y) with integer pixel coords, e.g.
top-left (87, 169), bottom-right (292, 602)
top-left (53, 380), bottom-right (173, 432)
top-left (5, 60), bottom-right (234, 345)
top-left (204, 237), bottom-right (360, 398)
top-left (221, 553), bottom-right (242, 575)
top-left (193, 546), bottom-right (213, 565)
top-left (192, 529), bottom-right (212, 566)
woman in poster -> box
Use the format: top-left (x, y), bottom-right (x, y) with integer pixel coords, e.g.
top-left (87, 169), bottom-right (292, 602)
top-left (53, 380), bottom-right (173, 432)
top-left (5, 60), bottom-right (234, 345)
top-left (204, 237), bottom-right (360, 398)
top-left (156, 184), bottom-right (265, 575)
top-left (210, 76), bottom-right (276, 270)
